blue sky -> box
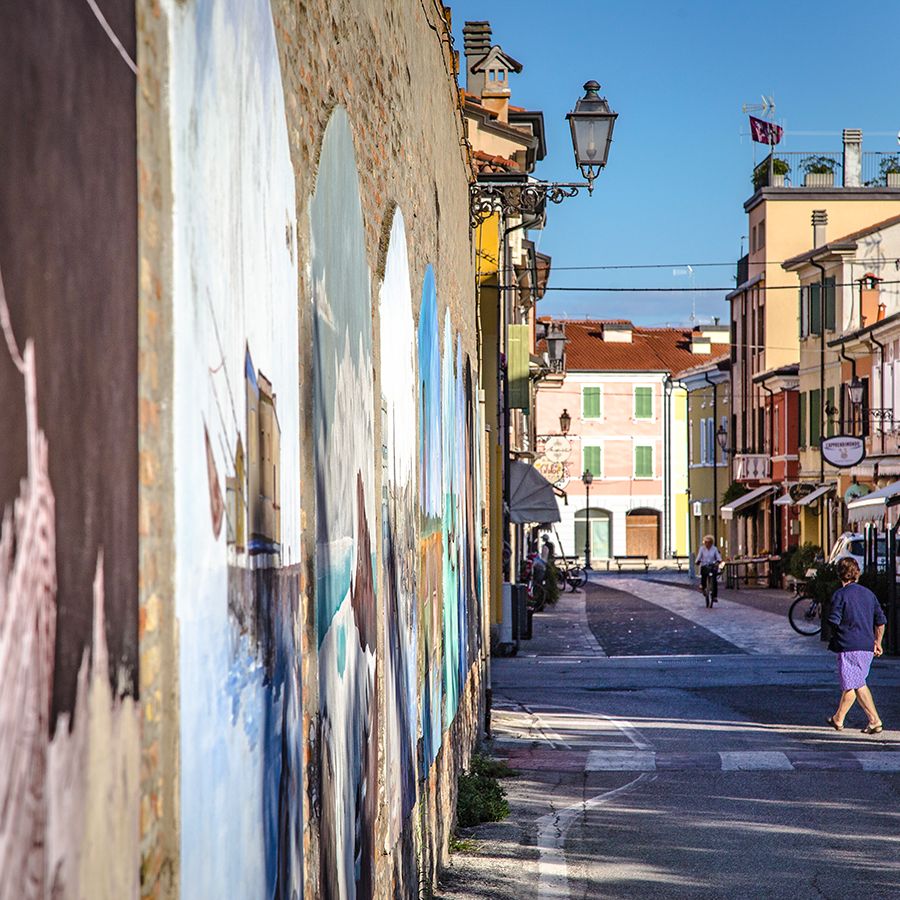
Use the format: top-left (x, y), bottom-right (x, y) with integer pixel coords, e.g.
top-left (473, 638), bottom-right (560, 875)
top-left (451, 0), bottom-right (900, 325)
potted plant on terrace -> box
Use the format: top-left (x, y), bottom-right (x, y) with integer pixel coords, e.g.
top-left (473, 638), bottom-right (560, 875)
top-left (880, 155), bottom-right (900, 188)
top-left (752, 157), bottom-right (790, 190)
top-left (801, 155), bottom-right (839, 187)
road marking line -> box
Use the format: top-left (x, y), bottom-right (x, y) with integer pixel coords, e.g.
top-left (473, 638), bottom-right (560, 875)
top-left (586, 750), bottom-right (656, 771)
top-left (536, 773), bottom-right (657, 900)
top-left (854, 751), bottom-right (900, 771)
top-left (719, 751), bottom-right (793, 771)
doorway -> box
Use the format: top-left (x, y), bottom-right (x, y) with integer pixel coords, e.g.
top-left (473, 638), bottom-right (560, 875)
top-left (626, 508), bottom-right (660, 558)
top-left (574, 507), bottom-right (611, 564)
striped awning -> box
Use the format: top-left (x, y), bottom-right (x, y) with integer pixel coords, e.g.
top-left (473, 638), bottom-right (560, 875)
top-left (847, 480), bottom-right (900, 524)
top-left (795, 483), bottom-right (836, 507)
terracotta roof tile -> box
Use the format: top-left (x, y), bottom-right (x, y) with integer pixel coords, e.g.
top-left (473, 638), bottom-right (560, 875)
top-left (473, 149), bottom-right (520, 173)
top-left (538, 319), bottom-right (720, 373)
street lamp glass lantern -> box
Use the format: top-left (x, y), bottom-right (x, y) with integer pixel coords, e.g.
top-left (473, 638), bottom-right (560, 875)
top-left (559, 408), bottom-right (571, 434)
top-left (716, 424), bottom-right (728, 452)
top-left (567, 80), bottom-right (617, 186)
top-left (545, 322), bottom-right (567, 366)
top-left (582, 469), bottom-right (593, 486)
top-left (849, 376), bottom-right (865, 408)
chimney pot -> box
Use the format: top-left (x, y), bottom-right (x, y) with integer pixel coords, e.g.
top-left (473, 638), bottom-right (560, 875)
top-left (462, 21), bottom-right (492, 95)
top-left (843, 129), bottom-right (863, 187)
top-left (812, 209), bottom-right (828, 248)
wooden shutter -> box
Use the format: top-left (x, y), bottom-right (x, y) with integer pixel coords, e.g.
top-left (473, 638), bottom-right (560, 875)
top-left (635, 445), bottom-right (653, 477)
top-left (635, 387), bottom-right (653, 418)
top-left (583, 386), bottom-right (601, 418)
top-left (810, 388), bottom-right (821, 448)
top-left (810, 284), bottom-right (822, 334)
top-left (583, 445), bottom-right (602, 476)
top-left (508, 324), bottom-right (530, 411)
top-left (825, 277), bottom-right (836, 331)
top-left (799, 392), bottom-right (807, 447)
top-left (826, 386), bottom-right (835, 437)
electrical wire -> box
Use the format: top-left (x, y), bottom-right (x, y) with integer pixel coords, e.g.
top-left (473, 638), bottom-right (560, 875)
top-left (508, 279), bottom-right (900, 293)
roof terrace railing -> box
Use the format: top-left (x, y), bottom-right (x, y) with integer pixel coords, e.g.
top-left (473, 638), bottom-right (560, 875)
top-left (752, 152), bottom-right (843, 189)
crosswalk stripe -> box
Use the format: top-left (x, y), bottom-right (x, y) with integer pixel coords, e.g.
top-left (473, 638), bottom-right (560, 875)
top-left (855, 751), bottom-right (900, 771)
top-left (719, 750), bottom-right (793, 771)
top-left (585, 750), bottom-right (656, 771)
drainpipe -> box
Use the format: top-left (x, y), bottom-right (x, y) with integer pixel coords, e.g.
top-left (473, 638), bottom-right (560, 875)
top-left (837, 340), bottom-right (858, 435)
top-left (759, 378), bottom-right (779, 553)
top-left (869, 330), bottom-right (887, 456)
top-left (686, 385), bottom-right (695, 578)
top-left (663, 375), bottom-right (673, 558)
top-left (702, 371), bottom-right (719, 548)
top-left (811, 258), bottom-right (828, 551)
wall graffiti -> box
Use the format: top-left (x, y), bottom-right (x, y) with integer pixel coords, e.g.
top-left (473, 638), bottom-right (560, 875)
top-left (170, 0), bottom-right (303, 896)
top-left (379, 212), bottom-right (419, 846)
top-left (417, 268), bottom-right (444, 768)
top-left (311, 107), bottom-right (378, 900)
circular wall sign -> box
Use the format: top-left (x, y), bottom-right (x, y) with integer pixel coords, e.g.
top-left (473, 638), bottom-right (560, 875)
top-left (543, 436), bottom-right (571, 463)
top-left (821, 435), bottom-right (866, 469)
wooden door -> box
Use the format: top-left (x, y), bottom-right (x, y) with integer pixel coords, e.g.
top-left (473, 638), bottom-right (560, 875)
top-left (626, 512), bottom-right (660, 558)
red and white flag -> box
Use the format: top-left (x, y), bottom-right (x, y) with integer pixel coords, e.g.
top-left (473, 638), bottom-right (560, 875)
top-left (749, 116), bottom-right (783, 145)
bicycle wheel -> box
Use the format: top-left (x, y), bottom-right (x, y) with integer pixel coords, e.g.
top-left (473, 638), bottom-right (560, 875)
top-left (704, 584), bottom-right (713, 609)
top-left (569, 567), bottom-right (587, 590)
top-left (789, 596), bottom-right (821, 635)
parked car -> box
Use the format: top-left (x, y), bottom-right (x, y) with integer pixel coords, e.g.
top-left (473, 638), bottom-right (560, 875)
top-left (827, 532), bottom-right (887, 569)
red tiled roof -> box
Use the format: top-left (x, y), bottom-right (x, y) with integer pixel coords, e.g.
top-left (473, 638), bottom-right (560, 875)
top-left (473, 149), bottom-right (520, 174)
top-left (538, 319), bottom-right (720, 373)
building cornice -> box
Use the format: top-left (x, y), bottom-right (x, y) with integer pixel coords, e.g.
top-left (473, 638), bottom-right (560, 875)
top-left (744, 186), bottom-right (900, 213)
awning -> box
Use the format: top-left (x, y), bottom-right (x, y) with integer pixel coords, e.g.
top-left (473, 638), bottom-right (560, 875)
top-left (721, 484), bottom-right (777, 520)
top-left (773, 493), bottom-right (794, 506)
top-left (508, 460), bottom-right (561, 524)
top-left (795, 483), bottom-right (836, 507)
top-left (847, 480), bottom-right (900, 524)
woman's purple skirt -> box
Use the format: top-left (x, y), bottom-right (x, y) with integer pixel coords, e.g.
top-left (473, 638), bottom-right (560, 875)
top-left (837, 650), bottom-right (874, 691)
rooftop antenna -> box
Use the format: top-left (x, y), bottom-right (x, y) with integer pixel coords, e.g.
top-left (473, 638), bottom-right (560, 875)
top-left (742, 94), bottom-right (779, 174)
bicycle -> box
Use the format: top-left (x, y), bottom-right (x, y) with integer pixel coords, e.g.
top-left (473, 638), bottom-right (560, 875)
top-left (555, 556), bottom-right (588, 592)
top-left (700, 563), bottom-right (719, 609)
top-left (788, 581), bottom-right (821, 635)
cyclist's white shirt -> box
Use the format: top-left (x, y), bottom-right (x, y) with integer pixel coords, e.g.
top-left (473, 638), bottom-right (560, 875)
top-left (696, 546), bottom-right (722, 566)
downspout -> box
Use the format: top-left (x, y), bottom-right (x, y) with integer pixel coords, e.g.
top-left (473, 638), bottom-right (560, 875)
top-left (837, 340), bottom-right (858, 435)
top-left (702, 371), bottom-right (719, 548)
top-left (811, 260), bottom-right (827, 551)
top-left (686, 384), bottom-right (695, 578)
top-left (663, 374), bottom-right (672, 557)
top-left (869, 330), bottom-right (887, 456)
top-left (759, 378), bottom-right (778, 553)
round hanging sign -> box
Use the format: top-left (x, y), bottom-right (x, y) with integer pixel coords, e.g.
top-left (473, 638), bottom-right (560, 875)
top-left (821, 435), bottom-right (866, 469)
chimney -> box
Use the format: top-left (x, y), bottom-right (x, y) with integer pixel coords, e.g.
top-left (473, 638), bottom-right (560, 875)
top-left (842, 129), bottom-right (862, 187)
top-left (462, 21), bottom-right (491, 96)
top-left (601, 322), bottom-right (632, 343)
top-left (812, 209), bottom-right (828, 248)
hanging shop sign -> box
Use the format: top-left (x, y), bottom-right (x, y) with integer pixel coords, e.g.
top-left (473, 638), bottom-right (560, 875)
top-left (821, 435), bottom-right (866, 469)
top-left (844, 482), bottom-right (871, 504)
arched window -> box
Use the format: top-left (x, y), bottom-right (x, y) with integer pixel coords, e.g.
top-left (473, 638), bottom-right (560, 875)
top-left (574, 507), bottom-right (611, 562)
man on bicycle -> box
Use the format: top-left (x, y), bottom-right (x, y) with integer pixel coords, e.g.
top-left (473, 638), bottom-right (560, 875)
top-left (696, 534), bottom-right (722, 604)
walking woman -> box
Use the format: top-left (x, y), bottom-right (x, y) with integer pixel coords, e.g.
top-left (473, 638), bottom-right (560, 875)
top-left (826, 558), bottom-right (887, 734)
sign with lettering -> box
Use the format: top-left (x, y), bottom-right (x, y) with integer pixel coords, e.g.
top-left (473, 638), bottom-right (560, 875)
top-left (821, 435), bottom-right (866, 469)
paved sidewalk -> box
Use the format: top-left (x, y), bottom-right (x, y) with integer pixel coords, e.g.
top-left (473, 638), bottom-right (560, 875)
top-left (523, 587), bottom-right (605, 657)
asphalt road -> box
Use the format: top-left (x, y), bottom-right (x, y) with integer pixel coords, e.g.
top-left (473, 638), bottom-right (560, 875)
top-left (437, 575), bottom-right (900, 900)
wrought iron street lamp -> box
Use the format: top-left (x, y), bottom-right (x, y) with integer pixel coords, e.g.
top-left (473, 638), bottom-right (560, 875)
top-left (470, 80), bottom-right (617, 226)
top-left (582, 469), bottom-right (594, 570)
top-left (848, 375), bottom-right (893, 431)
top-left (848, 376), bottom-right (865, 408)
top-left (545, 321), bottom-right (567, 373)
top-left (559, 408), bottom-right (571, 435)
top-left (716, 424), bottom-right (728, 454)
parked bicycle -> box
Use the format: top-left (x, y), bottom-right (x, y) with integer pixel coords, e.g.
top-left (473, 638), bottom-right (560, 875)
top-left (556, 556), bottom-right (588, 592)
top-left (788, 580), bottom-right (822, 635)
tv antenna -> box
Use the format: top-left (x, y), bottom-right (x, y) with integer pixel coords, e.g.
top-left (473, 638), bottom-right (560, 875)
top-left (742, 95), bottom-right (776, 119)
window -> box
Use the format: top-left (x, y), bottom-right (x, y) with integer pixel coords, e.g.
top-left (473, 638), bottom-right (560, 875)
top-left (810, 283), bottom-right (822, 335)
top-left (757, 219), bottom-right (765, 249)
top-left (635, 445), bottom-right (654, 478)
top-left (634, 386), bottom-right (653, 419)
top-left (826, 386), bottom-right (836, 437)
top-left (825, 277), bottom-right (836, 331)
top-left (582, 386), bottom-right (602, 419)
top-left (809, 388), bottom-right (821, 448)
top-left (799, 286), bottom-right (809, 339)
top-left (583, 445), bottom-right (602, 477)
top-left (799, 392), bottom-right (807, 448)
top-left (720, 416), bottom-right (728, 464)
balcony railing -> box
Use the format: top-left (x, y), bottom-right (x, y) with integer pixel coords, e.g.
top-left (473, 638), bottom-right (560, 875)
top-left (736, 254), bottom-right (749, 286)
top-left (735, 453), bottom-right (770, 481)
top-left (863, 152), bottom-right (900, 187)
top-left (752, 153), bottom-right (843, 190)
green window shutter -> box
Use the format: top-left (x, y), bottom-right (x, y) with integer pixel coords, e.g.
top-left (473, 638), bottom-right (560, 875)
top-left (635, 446), bottom-right (653, 477)
top-left (583, 386), bottom-right (601, 418)
top-left (810, 388), bottom-right (821, 448)
top-left (810, 283), bottom-right (822, 334)
top-left (825, 277), bottom-right (836, 331)
top-left (799, 287), bottom-right (808, 338)
top-left (583, 446), bottom-right (602, 477)
top-left (507, 324), bottom-right (530, 412)
top-left (826, 386), bottom-right (835, 437)
top-left (634, 387), bottom-right (653, 419)
top-left (799, 392), bottom-right (807, 447)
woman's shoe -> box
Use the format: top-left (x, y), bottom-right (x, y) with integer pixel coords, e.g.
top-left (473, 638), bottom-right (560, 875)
top-left (826, 716), bottom-right (844, 731)
top-left (861, 722), bottom-right (883, 734)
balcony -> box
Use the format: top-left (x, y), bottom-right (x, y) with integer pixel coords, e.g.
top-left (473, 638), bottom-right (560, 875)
top-left (736, 254), bottom-right (749, 286)
top-left (735, 453), bottom-right (770, 482)
top-left (750, 152), bottom-right (900, 190)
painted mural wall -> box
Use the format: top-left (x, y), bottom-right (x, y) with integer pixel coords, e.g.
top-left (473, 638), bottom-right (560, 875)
top-left (169, 1), bottom-right (303, 897)
top-left (0, 3), bottom-right (140, 897)
top-left (379, 212), bottom-right (419, 848)
top-left (311, 108), bottom-right (378, 900)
